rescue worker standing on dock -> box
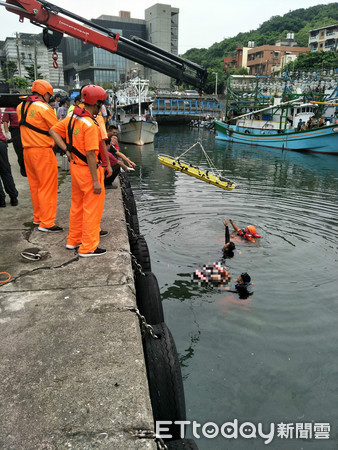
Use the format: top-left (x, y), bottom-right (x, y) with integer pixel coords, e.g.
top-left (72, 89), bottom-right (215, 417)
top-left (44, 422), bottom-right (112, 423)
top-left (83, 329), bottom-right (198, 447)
top-left (17, 79), bottom-right (62, 231)
top-left (50, 85), bottom-right (107, 257)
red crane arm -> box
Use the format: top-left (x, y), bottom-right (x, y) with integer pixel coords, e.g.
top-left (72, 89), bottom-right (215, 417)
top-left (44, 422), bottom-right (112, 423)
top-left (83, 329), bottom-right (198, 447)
top-left (5, 0), bottom-right (119, 51)
top-left (3, 0), bottom-right (208, 89)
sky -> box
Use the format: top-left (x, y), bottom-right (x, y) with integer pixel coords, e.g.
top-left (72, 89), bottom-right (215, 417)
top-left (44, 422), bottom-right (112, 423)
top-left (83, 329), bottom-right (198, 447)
top-left (0, 0), bottom-right (337, 53)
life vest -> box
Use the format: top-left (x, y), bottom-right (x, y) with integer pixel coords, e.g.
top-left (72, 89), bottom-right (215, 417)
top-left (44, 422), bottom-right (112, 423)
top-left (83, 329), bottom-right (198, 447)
top-left (19, 95), bottom-right (50, 136)
top-left (67, 106), bottom-right (105, 166)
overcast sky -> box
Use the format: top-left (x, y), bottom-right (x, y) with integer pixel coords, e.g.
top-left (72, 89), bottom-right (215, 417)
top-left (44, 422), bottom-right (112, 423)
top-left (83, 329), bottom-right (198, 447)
top-left (0, 0), bottom-right (336, 53)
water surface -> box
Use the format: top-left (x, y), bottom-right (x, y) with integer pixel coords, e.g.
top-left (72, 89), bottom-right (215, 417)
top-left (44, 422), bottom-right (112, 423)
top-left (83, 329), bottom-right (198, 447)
top-left (122, 125), bottom-right (338, 450)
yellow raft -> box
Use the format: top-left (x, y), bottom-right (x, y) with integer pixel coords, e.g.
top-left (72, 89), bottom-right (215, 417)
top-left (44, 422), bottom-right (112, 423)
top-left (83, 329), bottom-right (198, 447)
top-left (158, 154), bottom-right (236, 191)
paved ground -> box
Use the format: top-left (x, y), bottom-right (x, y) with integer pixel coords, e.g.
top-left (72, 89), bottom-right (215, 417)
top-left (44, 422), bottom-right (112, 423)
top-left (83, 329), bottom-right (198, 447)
top-left (0, 146), bottom-right (156, 449)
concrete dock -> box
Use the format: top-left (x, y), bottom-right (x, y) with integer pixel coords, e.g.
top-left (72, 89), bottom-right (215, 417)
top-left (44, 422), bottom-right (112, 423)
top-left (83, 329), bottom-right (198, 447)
top-left (0, 147), bottom-right (156, 449)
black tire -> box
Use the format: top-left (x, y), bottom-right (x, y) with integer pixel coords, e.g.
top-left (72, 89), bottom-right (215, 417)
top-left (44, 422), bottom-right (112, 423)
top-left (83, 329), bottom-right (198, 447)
top-left (119, 171), bottom-right (131, 188)
top-left (166, 439), bottom-right (199, 449)
top-left (130, 235), bottom-right (151, 272)
top-left (135, 271), bottom-right (164, 324)
top-left (123, 187), bottom-right (137, 216)
top-left (123, 186), bottom-right (134, 199)
top-left (143, 322), bottom-right (186, 440)
top-left (126, 214), bottom-right (140, 236)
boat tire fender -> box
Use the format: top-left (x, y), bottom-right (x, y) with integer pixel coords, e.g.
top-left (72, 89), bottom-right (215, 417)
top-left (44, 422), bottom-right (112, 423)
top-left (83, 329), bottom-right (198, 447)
top-left (126, 214), bottom-right (140, 236)
top-left (130, 235), bottom-right (151, 272)
top-left (119, 171), bottom-right (131, 188)
top-left (143, 322), bottom-right (186, 440)
top-left (165, 439), bottom-right (199, 449)
top-left (135, 271), bottom-right (164, 324)
top-left (123, 188), bottom-right (137, 216)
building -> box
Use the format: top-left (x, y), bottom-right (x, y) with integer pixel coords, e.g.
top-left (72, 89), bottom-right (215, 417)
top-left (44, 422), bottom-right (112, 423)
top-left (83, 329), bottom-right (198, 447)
top-left (223, 56), bottom-right (237, 72)
top-left (270, 54), bottom-right (297, 77)
top-left (234, 46), bottom-right (250, 70)
top-left (60, 3), bottom-right (179, 90)
top-left (60, 12), bottom-right (146, 88)
top-left (1, 33), bottom-right (64, 88)
top-left (308, 24), bottom-right (338, 52)
top-left (246, 45), bottom-right (309, 76)
top-left (275, 33), bottom-right (299, 47)
top-left (145, 3), bottom-right (179, 89)
top-left (225, 38), bottom-right (308, 76)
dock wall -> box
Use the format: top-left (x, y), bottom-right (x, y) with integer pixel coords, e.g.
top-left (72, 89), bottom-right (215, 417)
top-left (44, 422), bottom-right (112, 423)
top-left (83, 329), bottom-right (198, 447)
top-left (0, 149), bottom-right (156, 449)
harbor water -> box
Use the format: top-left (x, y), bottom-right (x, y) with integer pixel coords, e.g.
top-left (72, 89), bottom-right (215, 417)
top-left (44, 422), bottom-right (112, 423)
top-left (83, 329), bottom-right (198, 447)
top-left (123, 125), bottom-right (338, 450)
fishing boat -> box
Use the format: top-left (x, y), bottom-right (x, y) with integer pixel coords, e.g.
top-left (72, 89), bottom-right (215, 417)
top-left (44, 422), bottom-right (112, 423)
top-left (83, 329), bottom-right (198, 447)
top-left (215, 120), bottom-right (338, 154)
top-left (216, 75), bottom-right (338, 154)
top-left (158, 154), bottom-right (236, 191)
top-left (115, 77), bottom-right (158, 146)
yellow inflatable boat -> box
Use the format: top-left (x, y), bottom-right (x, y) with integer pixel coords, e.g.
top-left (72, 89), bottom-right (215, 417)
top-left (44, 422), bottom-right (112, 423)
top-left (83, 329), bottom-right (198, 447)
top-left (158, 154), bottom-right (236, 191)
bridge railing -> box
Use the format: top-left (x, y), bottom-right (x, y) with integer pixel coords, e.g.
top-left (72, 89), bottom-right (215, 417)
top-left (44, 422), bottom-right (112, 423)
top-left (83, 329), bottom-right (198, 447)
top-left (152, 97), bottom-right (225, 117)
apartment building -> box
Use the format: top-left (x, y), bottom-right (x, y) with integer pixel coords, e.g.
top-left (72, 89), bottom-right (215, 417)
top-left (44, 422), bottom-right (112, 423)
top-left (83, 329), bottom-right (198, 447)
top-left (1, 33), bottom-right (64, 87)
top-left (224, 37), bottom-right (308, 76)
top-left (308, 24), bottom-right (338, 52)
top-left (145, 3), bottom-right (179, 89)
top-left (246, 45), bottom-right (309, 76)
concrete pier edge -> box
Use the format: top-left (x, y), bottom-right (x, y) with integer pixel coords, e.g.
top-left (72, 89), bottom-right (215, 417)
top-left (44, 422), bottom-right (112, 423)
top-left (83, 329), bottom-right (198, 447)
top-left (0, 147), bottom-right (157, 449)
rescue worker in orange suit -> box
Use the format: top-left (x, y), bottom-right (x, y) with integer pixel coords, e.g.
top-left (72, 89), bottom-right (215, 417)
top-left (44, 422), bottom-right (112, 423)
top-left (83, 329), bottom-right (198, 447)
top-left (17, 79), bottom-right (63, 232)
top-left (50, 85), bottom-right (109, 257)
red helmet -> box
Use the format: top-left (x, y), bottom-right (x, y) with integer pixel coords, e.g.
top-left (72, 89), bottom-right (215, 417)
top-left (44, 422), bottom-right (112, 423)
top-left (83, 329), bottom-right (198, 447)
top-left (31, 79), bottom-right (53, 96)
top-left (81, 85), bottom-right (107, 105)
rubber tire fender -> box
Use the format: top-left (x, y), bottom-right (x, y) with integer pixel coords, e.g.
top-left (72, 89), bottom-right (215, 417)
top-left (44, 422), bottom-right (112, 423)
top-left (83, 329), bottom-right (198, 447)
top-left (130, 235), bottom-right (151, 272)
top-left (143, 322), bottom-right (186, 441)
top-left (166, 439), bottom-right (199, 449)
top-left (126, 213), bottom-right (141, 234)
top-left (119, 171), bottom-right (131, 188)
top-left (135, 271), bottom-right (164, 324)
top-left (123, 187), bottom-right (137, 216)
top-left (126, 213), bottom-right (140, 236)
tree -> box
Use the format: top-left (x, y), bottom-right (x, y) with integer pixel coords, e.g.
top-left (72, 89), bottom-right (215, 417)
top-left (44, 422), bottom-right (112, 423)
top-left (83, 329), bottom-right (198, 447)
top-left (8, 77), bottom-right (30, 90)
top-left (24, 65), bottom-right (43, 81)
top-left (181, 3), bottom-right (338, 85)
top-left (102, 81), bottom-right (113, 90)
top-left (285, 51), bottom-right (338, 72)
top-left (1, 60), bottom-right (18, 80)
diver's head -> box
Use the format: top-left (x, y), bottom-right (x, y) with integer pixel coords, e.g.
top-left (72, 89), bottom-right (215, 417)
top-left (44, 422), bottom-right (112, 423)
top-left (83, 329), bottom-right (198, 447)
top-left (237, 272), bottom-right (251, 284)
top-left (224, 241), bottom-right (236, 256)
top-left (244, 225), bottom-right (261, 238)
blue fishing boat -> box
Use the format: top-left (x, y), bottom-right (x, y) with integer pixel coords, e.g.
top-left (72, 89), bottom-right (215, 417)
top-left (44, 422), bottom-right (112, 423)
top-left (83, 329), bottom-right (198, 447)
top-left (216, 74), bottom-right (338, 155)
top-left (214, 120), bottom-right (338, 154)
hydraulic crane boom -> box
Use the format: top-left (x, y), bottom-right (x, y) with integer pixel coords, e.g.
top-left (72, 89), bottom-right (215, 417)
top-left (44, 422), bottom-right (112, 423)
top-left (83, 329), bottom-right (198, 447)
top-left (3, 0), bottom-right (208, 89)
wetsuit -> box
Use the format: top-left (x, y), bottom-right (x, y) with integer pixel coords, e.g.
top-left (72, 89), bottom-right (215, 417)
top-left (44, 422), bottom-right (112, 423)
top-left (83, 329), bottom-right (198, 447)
top-left (222, 224), bottom-right (234, 259)
top-left (226, 283), bottom-right (254, 300)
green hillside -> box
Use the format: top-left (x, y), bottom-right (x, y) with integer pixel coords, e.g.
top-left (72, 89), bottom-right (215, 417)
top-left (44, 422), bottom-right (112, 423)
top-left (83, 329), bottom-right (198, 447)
top-left (181, 3), bottom-right (338, 93)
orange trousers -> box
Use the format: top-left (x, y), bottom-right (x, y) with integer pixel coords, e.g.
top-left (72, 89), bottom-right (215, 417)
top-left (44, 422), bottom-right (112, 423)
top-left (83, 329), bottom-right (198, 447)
top-left (23, 147), bottom-right (58, 227)
top-left (67, 163), bottom-right (105, 253)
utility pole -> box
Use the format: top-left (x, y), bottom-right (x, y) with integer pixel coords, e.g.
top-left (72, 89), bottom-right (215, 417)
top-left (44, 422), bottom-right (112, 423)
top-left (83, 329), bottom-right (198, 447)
top-left (34, 37), bottom-right (38, 79)
top-left (212, 72), bottom-right (218, 97)
top-left (15, 32), bottom-right (22, 77)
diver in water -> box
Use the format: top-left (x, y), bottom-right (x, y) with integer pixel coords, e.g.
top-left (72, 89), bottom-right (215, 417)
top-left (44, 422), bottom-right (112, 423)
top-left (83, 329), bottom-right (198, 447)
top-left (227, 272), bottom-right (254, 300)
top-left (229, 218), bottom-right (261, 242)
top-left (223, 218), bottom-right (236, 258)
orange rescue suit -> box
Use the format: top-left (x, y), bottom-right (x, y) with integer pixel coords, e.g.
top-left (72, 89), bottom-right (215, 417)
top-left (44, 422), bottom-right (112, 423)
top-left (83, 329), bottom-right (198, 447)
top-left (51, 110), bottom-right (105, 253)
top-left (17, 97), bottom-right (59, 228)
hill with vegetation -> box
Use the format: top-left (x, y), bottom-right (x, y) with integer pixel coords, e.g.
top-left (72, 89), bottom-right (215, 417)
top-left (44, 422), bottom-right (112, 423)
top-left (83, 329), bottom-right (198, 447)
top-left (181, 3), bottom-right (338, 93)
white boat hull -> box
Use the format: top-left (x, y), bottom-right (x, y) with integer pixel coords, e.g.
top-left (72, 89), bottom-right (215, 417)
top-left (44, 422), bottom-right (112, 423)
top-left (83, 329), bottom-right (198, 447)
top-left (118, 120), bottom-right (158, 146)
